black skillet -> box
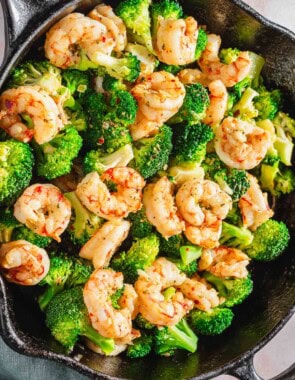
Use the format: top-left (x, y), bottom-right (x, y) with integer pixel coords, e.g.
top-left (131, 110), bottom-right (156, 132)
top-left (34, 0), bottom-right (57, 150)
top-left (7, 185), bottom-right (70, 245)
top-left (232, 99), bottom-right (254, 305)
top-left (0, 0), bottom-right (295, 379)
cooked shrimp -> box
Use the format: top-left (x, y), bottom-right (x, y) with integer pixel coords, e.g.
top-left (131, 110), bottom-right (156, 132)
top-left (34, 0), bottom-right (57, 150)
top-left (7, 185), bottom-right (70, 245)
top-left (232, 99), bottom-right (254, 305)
top-left (143, 176), bottom-right (185, 239)
top-left (203, 80), bottom-right (228, 126)
top-left (0, 86), bottom-right (64, 144)
top-left (83, 269), bottom-right (136, 339)
top-left (177, 68), bottom-right (210, 87)
top-left (199, 34), bottom-right (251, 87)
top-left (14, 184), bottom-right (71, 242)
top-left (79, 220), bottom-right (130, 269)
top-left (239, 174), bottom-right (274, 231)
top-left (214, 117), bottom-right (271, 170)
top-left (45, 13), bottom-right (115, 69)
top-left (130, 71), bottom-right (185, 140)
top-left (88, 4), bottom-right (127, 52)
top-left (155, 17), bottom-right (198, 65)
top-left (76, 168), bottom-right (145, 220)
top-left (199, 247), bottom-right (250, 278)
top-left (0, 240), bottom-right (50, 286)
top-left (179, 274), bottom-right (221, 312)
top-left (134, 258), bottom-right (194, 326)
top-left (176, 179), bottom-right (232, 248)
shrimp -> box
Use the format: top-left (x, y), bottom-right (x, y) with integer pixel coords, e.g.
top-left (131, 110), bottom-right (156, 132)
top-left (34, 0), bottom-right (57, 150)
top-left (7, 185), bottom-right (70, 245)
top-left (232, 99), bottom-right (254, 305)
top-left (130, 71), bottom-right (185, 140)
top-left (134, 258), bottom-right (194, 326)
top-left (143, 176), bottom-right (185, 239)
top-left (0, 240), bottom-right (50, 286)
top-left (88, 4), bottom-right (127, 52)
top-left (203, 80), bottom-right (228, 127)
top-left (239, 174), bottom-right (274, 231)
top-left (44, 13), bottom-right (115, 69)
top-left (79, 220), bottom-right (130, 269)
top-left (155, 17), bottom-right (198, 65)
top-left (198, 34), bottom-right (251, 87)
top-left (75, 168), bottom-right (145, 220)
top-left (177, 68), bottom-right (210, 87)
top-left (176, 179), bottom-right (232, 248)
top-left (83, 269), bottom-right (137, 339)
top-left (0, 86), bottom-right (64, 144)
top-left (214, 117), bottom-right (271, 170)
top-left (198, 247), bottom-right (250, 278)
top-left (14, 184), bottom-right (71, 242)
top-left (179, 275), bottom-right (221, 312)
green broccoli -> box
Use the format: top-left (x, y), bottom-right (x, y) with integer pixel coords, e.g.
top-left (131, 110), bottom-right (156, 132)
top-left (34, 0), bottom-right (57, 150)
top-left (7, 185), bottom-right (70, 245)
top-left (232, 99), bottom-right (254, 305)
top-left (195, 29), bottom-right (208, 60)
top-left (111, 234), bottom-right (160, 283)
top-left (154, 318), bottom-right (198, 356)
top-left (245, 219), bottom-right (290, 261)
top-left (172, 123), bottom-right (214, 167)
top-left (190, 307), bottom-right (234, 335)
top-left (116, 0), bottom-right (154, 53)
top-left (66, 105), bottom-right (88, 132)
top-left (0, 208), bottom-right (20, 243)
top-left (168, 84), bottom-right (210, 125)
top-left (226, 77), bottom-right (252, 116)
top-left (203, 272), bottom-right (253, 308)
top-left (62, 69), bottom-right (91, 97)
top-left (150, 0), bottom-right (183, 37)
top-left (83, 144), bottom-right (134, 175)
top-left (131, 125), bottom-right (173, 178)
top-left (12, 226), bottom-right (52, 248)
top-left (159, 234), bottom-right (184, 258)
top-left (248, 52), bottom-right (265, 89)
top-left (202, 153), bottom-right (250, 201)
top-left (232, 87), bottom-right (259, 120)
top-left (0, 140), bottom-right (34, 205)
top-left (46, 286), bottom-right (115, 353)
top-left (135, 314), bottom-right (155, 330)
top-left (220, 48), bottom-right (240, 64)
top-left (254, 87), bottom-right (282, 120)
top-left (169, 258), bottom-right (198, 277)
top-left (179, 245), bottom-right (202, 265)
top-left (158, 63), bottom-right (182, 75)
top-left (128, 208), bottom-right (154, 239)
top-left (33, 126), bottom-right (82, 180)
top-left (110, 286), bottom-right (125, 310)
top-left (65, 192), bottom-right (104, 246)
top-left (168, 163), bottom-right (205, 186)
top-left (274, 112), bottom-right (295, 138)
top-left (102, 74), bottom-right (127, 92)
top-left (6, 60), bottom-right (62, 95)
top-left (126, 333), bottom-right (153, 358)
top-left (219, 222), bottom-right (253, 249)
top-left (126, 43), bottom-right (159, 74)
top-left (273, 112), bottom-right (295, 166)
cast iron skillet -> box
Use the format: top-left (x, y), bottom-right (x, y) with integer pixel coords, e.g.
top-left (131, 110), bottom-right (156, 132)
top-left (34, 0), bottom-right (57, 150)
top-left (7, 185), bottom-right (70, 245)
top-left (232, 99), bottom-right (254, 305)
top-left (0, 0), bottom-right (295, 379)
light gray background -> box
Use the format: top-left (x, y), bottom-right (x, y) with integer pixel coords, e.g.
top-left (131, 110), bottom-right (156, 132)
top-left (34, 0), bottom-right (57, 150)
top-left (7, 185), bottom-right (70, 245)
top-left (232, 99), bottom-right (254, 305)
top-left (0, 1), bottom-right (294, 379)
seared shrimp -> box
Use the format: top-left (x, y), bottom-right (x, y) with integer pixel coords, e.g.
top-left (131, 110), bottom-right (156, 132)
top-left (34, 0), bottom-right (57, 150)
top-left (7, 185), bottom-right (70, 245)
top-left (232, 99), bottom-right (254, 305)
top-left (155, 17), bottom-right (198, 65)
top-left (143, 176), bottom-right (185, 239)
top-left (214, 117), bottom-right (271, 170)
top-left (176, 179), bottom-right (232, 248)
top-left (89, 4), bottom-right (127, 52)
top-left (177, 68), bottom-right (210, 87)
top-left (135, 258), bottom-right (194, 326)
top-left (203, 80), bottom-right (228, 127)
top-left (130, 71), bottom-right (185, 140)
top-left (199, 247), bottom-right (250, 278)
top-left (79, 220), bottom-right (130, 268)
top-left (179, 275), bottom-right (221, 312)
top-left (76, 168), bottom-right (145, 220)
top-left (0, 86), bottom-right (64, 144)
top-left (199, 34), bottom-right (251, 87)
top-left (14, 184), bottom-right (71, 242)
top-left (239, 174), bottom-right (274, 231)
top-left (0, 240), bottom-right (50, 286)
top-left (45, 13), bottom-right (114, 69)
top-left (83, 269), bottom-right (137, 339)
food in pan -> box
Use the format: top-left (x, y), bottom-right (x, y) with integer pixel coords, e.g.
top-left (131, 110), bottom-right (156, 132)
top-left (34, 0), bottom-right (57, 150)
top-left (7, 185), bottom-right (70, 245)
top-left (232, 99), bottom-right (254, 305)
top-left (0, 0), bottom-right (294, 359)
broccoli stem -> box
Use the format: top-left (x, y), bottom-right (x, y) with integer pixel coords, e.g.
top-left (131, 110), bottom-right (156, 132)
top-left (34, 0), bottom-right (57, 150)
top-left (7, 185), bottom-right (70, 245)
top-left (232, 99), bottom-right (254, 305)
top-left (0, 227), bottom-right (15, 243)
top-left (180, 245), bottom-right (202, 265)
top-left (168, 322), bottom-right (198, 353)
top-left (38, 285), bottom-right (62, 311)
top-left (248, 52), bottom-right (265, 88)
top-left (83, 325), bottom-right (115, 355)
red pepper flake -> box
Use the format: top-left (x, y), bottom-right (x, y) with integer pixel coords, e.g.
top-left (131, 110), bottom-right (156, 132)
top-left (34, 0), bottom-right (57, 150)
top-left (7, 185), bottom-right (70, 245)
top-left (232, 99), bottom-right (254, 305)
top-left (98, 137), bottom-right (105, 144)
top-left (5, 99), bottom-right (14, 110)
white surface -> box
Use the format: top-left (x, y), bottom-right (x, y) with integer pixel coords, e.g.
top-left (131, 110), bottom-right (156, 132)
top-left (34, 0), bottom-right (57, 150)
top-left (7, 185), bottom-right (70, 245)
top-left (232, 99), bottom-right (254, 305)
top-left (0, 1), bottom-right (294, 379)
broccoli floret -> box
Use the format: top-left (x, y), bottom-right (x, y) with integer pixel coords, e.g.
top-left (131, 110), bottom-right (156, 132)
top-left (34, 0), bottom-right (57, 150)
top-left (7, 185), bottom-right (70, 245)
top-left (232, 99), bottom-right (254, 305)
top-left (231, 77), bottom-right (252, 100)
top-left (154, 318), bottom-right (198, 356)
top-left (220, 48), bottom-right (240, 64)
top-left (168, 163), bottom-right (205, 186)
top-left (248, 52), bottom-right (265, 89)
top-left (33, 126), bottom-right (82, 180)
top-left (126, 333), bottom-right (153, 358)
top-left (169, 258), bottom-right (198, 277)
top-left (111, 234), bottom-right (160, 283)
top-left (7, 60), bottom-right (62, 95)
top-left (62, 69), bottom-right (91, 97)
top-left (195, 29), bottom-right (208, 60)
top-left (131, 125), bottom-right (173, 178)
top-left (105, 90), bottom-right (138, 126)
top-left (83, 144), bottom-right (134, 175)
top-left (219, 222), bottom-right (253, 249)
top-left (225, 203), bottom-right (243, 227)
top-left (102, 74), bottom-right (127, 92)
top-left (232, 87), bottom-right (259, 120)
top-left (116, 0), bottom-right (154, 53)
top-left (274, 112), bottom-right (295, 138)
top-left (12, 226), bottom-right (52, 248)
top-left (109, 286), bottom-right (125, 310)
top-left (0, 140), bottom-right (34, 205)
top-left (190, 307), bottom-right (234, 335)
top-left (126, 43), bottom-right (159, 74)
top-left (180, 245), bottom-right (202, 265)
top-left (66, 105), bottom-right (88, 132)
top-left (172, 123), bottom-right (214, 167)
top-left (128, 208), bottom-right (154, 238)
top-left (273, 112), bottom-right (295, 166)
top-left (135, 314), bottom-right (155, 330)
top-left (0, 208), bottom-right (20, 243)
top-left (159, 234), bottom-right (184, 258)
top-left (158, 63), bottom-right (182, 75)
top-left (202, 153), bottom-right (250, 201)
top-left (168, 84), bottom-right (210, 125)
top-left (254, 87), bottom-right (282, 120)
top-left (203, 272), bottom-right (253, 308)
top-left (46, 286), bottom-right (115, 352)
top-left (150, 0), bottom-right (183, 37)
top-left (245, 219), bottom-right (290, 261)
top-left (65, 192), bottom-right (104, 246)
